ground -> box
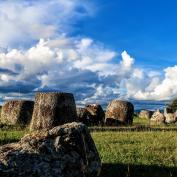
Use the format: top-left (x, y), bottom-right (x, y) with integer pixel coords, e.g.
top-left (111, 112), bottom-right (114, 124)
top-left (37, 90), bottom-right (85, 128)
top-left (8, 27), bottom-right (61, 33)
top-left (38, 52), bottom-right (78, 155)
top-left (0, 114), bottom-right (177, 177)
top-left (93, 131), bottom-right (177, 177)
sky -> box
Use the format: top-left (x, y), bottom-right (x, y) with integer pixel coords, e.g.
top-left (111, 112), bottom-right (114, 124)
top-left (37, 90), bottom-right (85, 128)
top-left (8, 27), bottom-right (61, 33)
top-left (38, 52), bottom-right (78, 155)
top-left (0, 0), bottom-right (177, 110)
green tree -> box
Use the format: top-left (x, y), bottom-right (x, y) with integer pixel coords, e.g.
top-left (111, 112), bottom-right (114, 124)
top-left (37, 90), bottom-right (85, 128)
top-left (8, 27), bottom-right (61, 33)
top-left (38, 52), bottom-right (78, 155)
top-left (167, 98), bottom-right (177, 112)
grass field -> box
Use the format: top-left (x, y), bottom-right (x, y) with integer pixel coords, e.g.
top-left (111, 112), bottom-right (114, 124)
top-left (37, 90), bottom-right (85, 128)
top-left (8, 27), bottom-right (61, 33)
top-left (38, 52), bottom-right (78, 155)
top-left (0, 129), bottom-right (177, 177)
top-left (0, 107), bottom-right (177, 177)
top-left (93, 131), bottom-right (177, 177)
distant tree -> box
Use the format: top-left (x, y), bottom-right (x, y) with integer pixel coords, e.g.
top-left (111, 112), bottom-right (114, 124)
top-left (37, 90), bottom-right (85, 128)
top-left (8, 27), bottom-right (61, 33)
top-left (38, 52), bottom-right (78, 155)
top-left (167, 98), bottom-right (177, 112)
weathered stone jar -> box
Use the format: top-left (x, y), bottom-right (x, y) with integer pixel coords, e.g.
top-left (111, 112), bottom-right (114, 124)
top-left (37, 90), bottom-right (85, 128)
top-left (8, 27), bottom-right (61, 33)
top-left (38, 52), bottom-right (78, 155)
top-left (139, 110), bottom-right (153, 119)
top-left (77, 104), bottom-right (105, 126)
top-left (85, 104), bottom-right (105, 125)
top-left (105, 100), bottom-right (134, 125)
top-left (30, 92), bottom-right (77, 131)
top-left (0, 100), bottom-right (34, 126)
top-left (150, 109), bottom-right (165, 125)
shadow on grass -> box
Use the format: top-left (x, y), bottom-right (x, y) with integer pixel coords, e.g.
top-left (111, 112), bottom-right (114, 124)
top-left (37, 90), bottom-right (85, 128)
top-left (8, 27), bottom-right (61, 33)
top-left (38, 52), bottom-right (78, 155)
top-left (100, 163), bottom-right (177, 177)
top-left (0, 138), bottom-right (20, 145)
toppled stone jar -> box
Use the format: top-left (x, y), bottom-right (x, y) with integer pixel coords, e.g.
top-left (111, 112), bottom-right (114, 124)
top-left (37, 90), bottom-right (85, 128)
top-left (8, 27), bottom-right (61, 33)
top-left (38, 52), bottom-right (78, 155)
top-left (0, 122), bottom-right (101, 177)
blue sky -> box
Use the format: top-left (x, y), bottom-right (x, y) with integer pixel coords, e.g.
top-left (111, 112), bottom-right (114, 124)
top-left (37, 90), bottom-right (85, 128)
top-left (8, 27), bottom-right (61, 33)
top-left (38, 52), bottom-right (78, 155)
top-left (76, 0), bottom-right (177, 69)
top-left (0, 0), bottom-right (177, 110)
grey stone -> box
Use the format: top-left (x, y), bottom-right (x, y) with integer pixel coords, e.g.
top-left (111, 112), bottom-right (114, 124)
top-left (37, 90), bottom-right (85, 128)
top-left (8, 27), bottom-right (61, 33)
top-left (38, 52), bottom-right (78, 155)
top-left (77, 104), bottom-right (105, 126)
top-left (150, 109), bottom-right (165, 125)
top-left (164, 108), bottom-right (177, 124)
top-left (85, 104), bottom-right (105, 125)
top-left (139, 110), bottom-right (153, 119)
top-left (0, 122), bottom-right (101, 177)
top-left (105, 100), bottom-right (134, 125)
top-left (76, 107), bottom-right (91, 125)
top-left (30, 92), bottom-right (77, 131)
top-left (0, 100), bottom-right (34, 126)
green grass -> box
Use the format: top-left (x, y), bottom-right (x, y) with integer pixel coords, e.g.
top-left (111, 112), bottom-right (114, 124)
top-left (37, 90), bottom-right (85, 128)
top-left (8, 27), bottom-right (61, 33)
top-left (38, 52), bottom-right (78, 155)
top-left (92, 131), bottom-right (177, 177)
top-left (133, 116), bottom-right (150, 125)
top-left (0, 115), bottom-right (177, 176)
top-left (0, 130), bottom-right (27, 145)
top-left (0, 130), bottom-right (176, 176)
top-left (133, 116), bottom-right (177, 128)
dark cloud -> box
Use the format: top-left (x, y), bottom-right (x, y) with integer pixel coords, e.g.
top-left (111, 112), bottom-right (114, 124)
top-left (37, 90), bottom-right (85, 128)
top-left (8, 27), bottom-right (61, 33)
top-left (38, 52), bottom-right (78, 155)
top-left (0, 68), bottom-right (18, 75)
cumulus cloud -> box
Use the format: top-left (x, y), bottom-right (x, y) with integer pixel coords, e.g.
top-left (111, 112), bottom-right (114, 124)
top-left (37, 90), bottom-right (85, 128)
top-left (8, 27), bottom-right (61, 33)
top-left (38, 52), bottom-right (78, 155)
top-left (123, 63), bottom-right (177, 102)
top-left (0, 29), bottom-right (138, 105)
top-left (0, 37), bottom-right (124, 105)
top-left (121, 51), bottom-right (134, 69)
top-left (1, 33), bottom-right (177, 105)
top-left (0, 0), bottom-right (177, 107)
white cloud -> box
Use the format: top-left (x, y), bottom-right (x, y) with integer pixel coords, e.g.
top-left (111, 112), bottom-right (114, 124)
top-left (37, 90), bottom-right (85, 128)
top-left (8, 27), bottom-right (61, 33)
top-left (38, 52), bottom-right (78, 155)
top-left (0, 0), bottom-right (131, 105)
top-left (0, 37), bottom-right (121, 104)
top-left (121, 50), bottom-right (134, 69)
top-left (1, 36), bottom-right (177, 105)
top-left (0, 0), bottom-right (95, 48)
top-left (124, 64), bottom-right (177, 101)
top-left (1, 0), bottom-right (177, 107)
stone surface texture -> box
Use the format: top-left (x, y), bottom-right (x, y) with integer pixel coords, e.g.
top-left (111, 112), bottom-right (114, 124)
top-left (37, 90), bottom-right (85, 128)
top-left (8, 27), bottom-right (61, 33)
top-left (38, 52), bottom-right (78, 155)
top-left (0, 122), bottom-right (101, 177)
top-left (164, 108), bottom-right (177, 124)
top-left (105, 100), bottom-right (134, 125)
top-left (139, 110), bottom-right (153, 119)
top-left (77, 104), bottom-right (105, 126)
top-left (85, 104), bottom-right (105, 125)
top-left (150, 110), bottom-right (165, 125)
top-left (0, 100), bottom-right (34, 126)
top-left (30, 92), bottom-right (77, 130)
top-left (76, 107), bottom-right (91, 125)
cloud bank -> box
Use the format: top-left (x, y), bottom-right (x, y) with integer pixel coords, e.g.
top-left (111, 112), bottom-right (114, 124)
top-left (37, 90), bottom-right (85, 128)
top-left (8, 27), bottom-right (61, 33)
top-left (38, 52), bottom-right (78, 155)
top-left (0, 37), bottom-right (130, 105)
top-left (0, 0), bottom-right (177, 107)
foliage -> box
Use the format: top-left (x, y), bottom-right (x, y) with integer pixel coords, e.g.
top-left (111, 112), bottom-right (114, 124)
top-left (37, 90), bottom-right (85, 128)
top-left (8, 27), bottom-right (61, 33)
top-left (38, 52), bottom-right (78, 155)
top-left (167, 98), bottom-right (177, 112)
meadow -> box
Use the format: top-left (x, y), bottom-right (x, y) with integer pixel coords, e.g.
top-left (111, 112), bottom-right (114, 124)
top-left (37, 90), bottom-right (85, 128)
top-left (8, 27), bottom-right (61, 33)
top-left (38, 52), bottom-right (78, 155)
top-left (93, 131), bottom-right (177, 177)
top-left (0, 121), bottom-right (177, 177)
top-left (0, 105), bottom-right (177, 177)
